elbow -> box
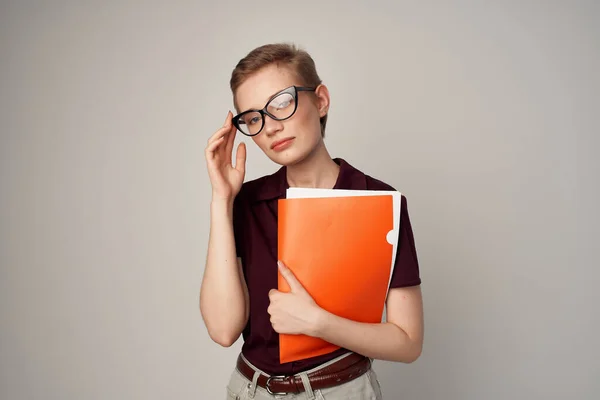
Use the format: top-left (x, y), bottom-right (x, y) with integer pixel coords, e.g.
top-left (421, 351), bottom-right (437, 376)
top-left (406, 349), bottom-right (422, 364)
top-left (209, 330), bottom-right (239, 348)
top-left (388, 322), bottom-right (423, 363)
top-left (203, 316), bottom-right (240, 347)
top-left (403, 341), bottom-right (423, 363)
top-left (199, 298), bottom-right (248, 348)
top-left (199, 308), bottom-right (241, 348)
top-left (390, 335), bottom-right (422, 363)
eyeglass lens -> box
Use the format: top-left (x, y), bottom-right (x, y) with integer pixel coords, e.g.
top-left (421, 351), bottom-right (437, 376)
top-left (237, 90), bottom-right (296, 136)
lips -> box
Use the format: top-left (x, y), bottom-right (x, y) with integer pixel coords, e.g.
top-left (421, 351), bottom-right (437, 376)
top-left (270, 137), bottom-right (295, 150)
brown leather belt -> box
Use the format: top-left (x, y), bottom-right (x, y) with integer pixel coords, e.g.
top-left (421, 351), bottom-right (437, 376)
top-left (236, 352), bottom-right (371, 395)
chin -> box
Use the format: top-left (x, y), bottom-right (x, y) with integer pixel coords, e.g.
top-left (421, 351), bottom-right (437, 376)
top-left (267, 147), bottom-right (311, 167)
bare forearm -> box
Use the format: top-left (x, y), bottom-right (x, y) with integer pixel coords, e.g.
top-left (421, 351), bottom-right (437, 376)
top-left (313, 310), bottom-right (422, 363)
top-left (200, 199), bottom-right (248, 346)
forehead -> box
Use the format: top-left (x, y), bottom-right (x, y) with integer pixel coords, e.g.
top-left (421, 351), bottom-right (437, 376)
top-left (235, 64), bottom-right (299, 112)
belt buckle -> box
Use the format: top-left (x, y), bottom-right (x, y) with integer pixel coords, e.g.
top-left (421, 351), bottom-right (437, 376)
top-left (265, 375), bottom-right (288, 395)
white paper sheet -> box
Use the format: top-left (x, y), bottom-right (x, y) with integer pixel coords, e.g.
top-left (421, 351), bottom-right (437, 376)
top-left (285, 188), bottom-right (401, 295)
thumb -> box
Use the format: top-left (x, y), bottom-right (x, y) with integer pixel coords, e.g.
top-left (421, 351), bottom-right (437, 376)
top-left (235, 142), bottom-right (246, 173)
top-left (278, 261), bottom-right (304, 293)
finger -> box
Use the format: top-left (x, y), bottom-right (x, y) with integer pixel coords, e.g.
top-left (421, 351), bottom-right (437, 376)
top-left (224, 124), bottom-right (237, 163)
top-left (270, 317), bottom-right (279, 330)
top-left (207, 112), bottom-right (233, 145)
top-left (207, 125), bottom-right (231, 146)
top-left (277, 261), bottom-right (304, 293)
top-left (205, 135), bottom-right (225, 153)
top-left (235, 142), bottom-right (246, 173)
top-left (223, 110), bottom-right (232, 126)
top-left (268, 288), bottom-right (279, 299)
top-left (205, 136), bottom-right (226, 160)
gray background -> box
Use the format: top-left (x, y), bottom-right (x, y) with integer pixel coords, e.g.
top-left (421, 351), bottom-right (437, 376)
top-left (1, 0), bottom-right (598, 399)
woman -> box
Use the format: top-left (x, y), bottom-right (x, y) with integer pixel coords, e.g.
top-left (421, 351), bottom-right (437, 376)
top-left (200, 43), bottom-right (424, 400)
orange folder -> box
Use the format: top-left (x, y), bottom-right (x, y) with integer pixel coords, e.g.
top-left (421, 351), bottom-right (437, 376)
top-left (277, 189), bottom-right (400, 364)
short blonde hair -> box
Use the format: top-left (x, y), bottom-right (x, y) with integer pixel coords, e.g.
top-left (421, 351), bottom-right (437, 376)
top-left (230, 43), bottom-right (327, 137)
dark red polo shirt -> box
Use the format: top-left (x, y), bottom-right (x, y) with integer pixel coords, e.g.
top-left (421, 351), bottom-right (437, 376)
top-left (232, 158), bottom-right (421, 375)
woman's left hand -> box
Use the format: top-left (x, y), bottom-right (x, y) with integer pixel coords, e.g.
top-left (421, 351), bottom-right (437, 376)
top-left (267, 261), bottom-right (324, 336)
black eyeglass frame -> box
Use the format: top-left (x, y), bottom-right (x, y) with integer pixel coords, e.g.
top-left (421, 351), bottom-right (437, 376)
top-left (231, 85), bottom-right (316, 137)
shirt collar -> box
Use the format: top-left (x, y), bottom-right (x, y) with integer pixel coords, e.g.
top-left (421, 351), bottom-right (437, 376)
top-left (249, 158), bottom-right (368, 202)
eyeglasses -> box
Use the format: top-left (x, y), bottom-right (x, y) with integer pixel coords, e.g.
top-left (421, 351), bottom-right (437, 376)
top-left (232, 86), bottom-right (316, 136)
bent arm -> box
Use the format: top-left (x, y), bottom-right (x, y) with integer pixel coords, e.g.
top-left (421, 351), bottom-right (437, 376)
top-left (199, 199), bottom-right (249, 347)
top-left (313, 285), bottom-right (424, 363)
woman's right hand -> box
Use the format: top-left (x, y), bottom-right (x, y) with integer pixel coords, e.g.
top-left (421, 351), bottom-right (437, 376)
top-left (205, 111), bottom-right (246, 202)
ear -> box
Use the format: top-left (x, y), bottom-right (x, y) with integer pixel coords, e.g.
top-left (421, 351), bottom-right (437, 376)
top-left (314, 84), bottom-right (330, 118)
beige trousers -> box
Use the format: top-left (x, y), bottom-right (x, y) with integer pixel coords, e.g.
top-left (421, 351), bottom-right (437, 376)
top-left (226, 353), bottom-right (383, 400)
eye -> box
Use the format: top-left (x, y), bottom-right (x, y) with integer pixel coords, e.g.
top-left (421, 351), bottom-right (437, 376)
top-left (274, 100), bottom-right (291, 109)
top-left (241, 112), bottom-right (262, 126)
top-left (269, 93), bottom-right (295, 111)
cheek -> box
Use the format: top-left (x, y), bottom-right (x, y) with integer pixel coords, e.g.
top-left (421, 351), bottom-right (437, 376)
top-left (293, 103), bottom-right (322, 136)
top-left (252, 135), bottom-right (270, 151)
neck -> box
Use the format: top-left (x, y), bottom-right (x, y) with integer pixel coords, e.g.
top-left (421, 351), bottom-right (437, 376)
top-left (286, 141), bottom-right (340, 189)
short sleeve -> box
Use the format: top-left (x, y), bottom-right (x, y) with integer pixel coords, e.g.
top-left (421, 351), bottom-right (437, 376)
top-left (389, 195), bottom-right (421, 288)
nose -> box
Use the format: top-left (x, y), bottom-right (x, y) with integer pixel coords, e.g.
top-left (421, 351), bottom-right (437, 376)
top-left (263, 114), bottom-right (283, 137)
